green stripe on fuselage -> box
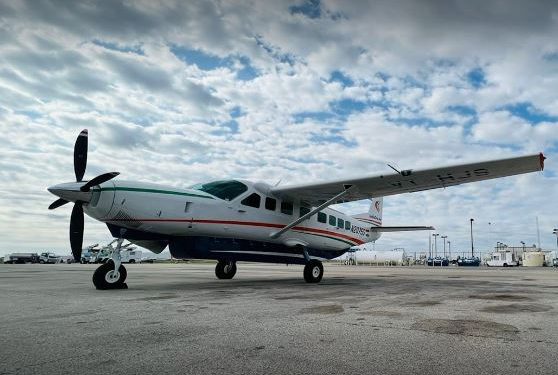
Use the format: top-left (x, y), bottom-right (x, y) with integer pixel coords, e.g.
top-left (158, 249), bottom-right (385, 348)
top-left (97, 187), bottom-right (215, 199)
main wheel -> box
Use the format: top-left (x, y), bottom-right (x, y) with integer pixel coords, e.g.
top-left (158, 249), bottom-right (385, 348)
top-left (304, 260), bottom-right (323, 283)
top-left (92, 262), bottom-right (127, 290)
top-left (215, 261), bottom-right (237, 279)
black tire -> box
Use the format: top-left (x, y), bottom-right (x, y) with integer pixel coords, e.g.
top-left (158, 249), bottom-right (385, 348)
top-left (503, 263), bottom-right (508, 267)
top-left (129, 259), bottom-right (135, 264)
top-left (92, 262), bottom-right (127, 290)
top-left (304, 260), bottom-right (324, 283)
top-left (215, 261), bottom-right (237, 279)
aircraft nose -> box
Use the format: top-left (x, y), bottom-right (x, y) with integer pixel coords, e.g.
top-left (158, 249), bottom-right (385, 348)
top-left (47, 182), bottom-right (92, 203)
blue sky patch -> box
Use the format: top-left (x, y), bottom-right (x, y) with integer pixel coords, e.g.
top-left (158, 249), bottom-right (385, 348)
top-left (447, 105), bottom-right (477, 116)
top-left (290, 0), bottom-right (321, 19)
top-left (310, 132), bottom-right (356, 147)
top-left (504, 102), bottom-right (558, 124)
top-left (543, 52), bottom-right (558, 61)
top-left (467, 67), bottom-right (486, 88)
top-left (171, 46), bottom-right (258, 80)
top-left (329, 70), bottom-right (354, 87)
top-left (92, 40), bottom-right (144, 55)
top-left (171, 46), bottom-right (228, 70)
top-left (330, 99), bottom-right (367, 117)
top-left (222, 120), bottom-right (239, 133)
top-left (255, 36), bottom-right (297, 66)
top-left (292, 111), bottom-right (336, 123)
top-left (230, 106), bottom-right (244, 118)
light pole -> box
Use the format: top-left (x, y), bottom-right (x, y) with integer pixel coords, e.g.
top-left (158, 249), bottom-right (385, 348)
top-left (433, 233), bottom-right (439, 258)
top-left (447, 241), bottom-right (451, 260)
top-left (441, 235), bottom-right (447, 257)
top-left (553, 229), bottom-right (558, 250)
top-left (470, 218), bottom-right (474, 258)
top-left (520, 241), bottom-right (525, 252)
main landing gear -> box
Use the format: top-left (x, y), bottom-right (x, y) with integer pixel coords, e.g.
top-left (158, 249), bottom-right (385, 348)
top-left (93, 238), bottom-right (128, 290)
top-left (215, 260), bottom-right (237, 279)
top-left (298, 245), bottom-right (324, 283)
top-left (303, 260), bottom-right (324, 283)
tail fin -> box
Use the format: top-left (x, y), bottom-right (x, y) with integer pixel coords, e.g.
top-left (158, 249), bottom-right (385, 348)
top-left (352, 197), bottom-right (383, 227)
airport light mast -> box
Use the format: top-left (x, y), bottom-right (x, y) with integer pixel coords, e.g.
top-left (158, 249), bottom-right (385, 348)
top-left (470, 218), bottom-right (475, 258)
top-left (553, 229), bottom-right (558, 249)
top-left (441, 235), bottom-right (447, 257)
top-left (432, 233), bottom-right (439, 258)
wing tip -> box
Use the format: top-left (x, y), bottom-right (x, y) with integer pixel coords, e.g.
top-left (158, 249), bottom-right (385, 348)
top-left (539, 152), bottom-right (546, 171)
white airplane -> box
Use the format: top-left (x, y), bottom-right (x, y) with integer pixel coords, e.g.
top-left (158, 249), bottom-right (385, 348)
top-left (47, 129), bottom-right (545, 289)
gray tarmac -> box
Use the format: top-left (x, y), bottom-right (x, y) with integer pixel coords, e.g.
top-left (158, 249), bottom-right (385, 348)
top-left (1, 263), bottom-right (558, 375)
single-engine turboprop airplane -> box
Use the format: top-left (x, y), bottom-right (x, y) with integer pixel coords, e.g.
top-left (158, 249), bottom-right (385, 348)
top-left (47, 129), bottom-right (545, 289)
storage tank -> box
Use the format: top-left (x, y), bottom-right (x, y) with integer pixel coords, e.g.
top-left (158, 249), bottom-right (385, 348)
top-left (353, 250), bottom-right (406, 265)
top-left (522, 251), bottom-right (545, 267)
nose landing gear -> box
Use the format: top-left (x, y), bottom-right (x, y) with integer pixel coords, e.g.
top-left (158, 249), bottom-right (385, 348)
top-left (92, 238), bottom-right (128, 289)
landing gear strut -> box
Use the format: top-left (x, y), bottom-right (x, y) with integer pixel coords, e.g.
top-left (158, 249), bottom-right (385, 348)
top-left (304, 260), bottom-right (323, 283)
top-left (92, 238), bottom-right (128, 290)
top-left (215, 261), bottom-right (237, 279)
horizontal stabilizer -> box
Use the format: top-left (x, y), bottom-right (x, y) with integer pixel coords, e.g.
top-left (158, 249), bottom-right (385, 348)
top-left (369, 226), bottom-right (434, 232)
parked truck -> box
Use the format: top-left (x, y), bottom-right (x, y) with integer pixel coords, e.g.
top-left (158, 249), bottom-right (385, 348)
top-left (39, 252), bottom-right (61, 264)
top-left (3, 253), bottom-right (39, 264)
top-left (486, 251), bottom-right (519, 267)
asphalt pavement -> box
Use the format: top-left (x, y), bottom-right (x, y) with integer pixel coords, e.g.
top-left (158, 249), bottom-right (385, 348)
top-left (1, 263), bottom-right (558, 375)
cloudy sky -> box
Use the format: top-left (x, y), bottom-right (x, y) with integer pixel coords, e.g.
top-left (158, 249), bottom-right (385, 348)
top-left (1, 0), bottom-right (557, 257)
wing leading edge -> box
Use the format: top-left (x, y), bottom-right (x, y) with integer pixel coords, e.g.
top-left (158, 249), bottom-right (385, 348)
top-left (270, 153), bottom-right (545, 206)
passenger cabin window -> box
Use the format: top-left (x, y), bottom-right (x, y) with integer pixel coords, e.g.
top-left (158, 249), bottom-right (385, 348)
top-left (345, 221), bottom-right (351, 230)
top-left (281, 201), bottom-right (293, 215)
top-left (241, 193), bottom-right (261, 208)
top-left (191, 180), bottom-right (248, 201)
top-left (329, 215), bottom-right (336, 226)
top-left (299, 206), bottom-right (310, 217)
top-left (317, 212), bottom-right (327, 223)
top-left (265, 197), bottom-right (277, 211)
top-left (337, 218), bottom-right (344, 228)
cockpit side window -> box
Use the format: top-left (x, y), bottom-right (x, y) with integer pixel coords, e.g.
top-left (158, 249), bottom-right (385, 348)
top-left (241, 193), bottom-right (261, 208)
top-left (191, 180), bottom-right (248, 201)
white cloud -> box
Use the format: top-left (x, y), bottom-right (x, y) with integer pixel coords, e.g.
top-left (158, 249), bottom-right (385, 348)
top-left (0, 0), bottom-right (557, 256)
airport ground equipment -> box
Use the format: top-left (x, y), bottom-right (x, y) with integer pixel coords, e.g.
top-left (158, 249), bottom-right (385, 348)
top-left (47, 129), bottom-right (545, 289)
top-left (3, 253), bottom-right (39, 264)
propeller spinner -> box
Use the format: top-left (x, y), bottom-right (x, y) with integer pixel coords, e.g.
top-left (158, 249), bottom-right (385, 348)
top-left (47, 129), bottom-right (119, 261)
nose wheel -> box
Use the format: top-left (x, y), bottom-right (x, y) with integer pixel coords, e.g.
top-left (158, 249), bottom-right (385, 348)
top-left (303, 260), bottom-right (323, 283)
top-left (215, 261), bottom-right (237, 279)
top-left (93, 261), bottom-right (128, 289)
top-left (92, 236), bottom-right (128, 289)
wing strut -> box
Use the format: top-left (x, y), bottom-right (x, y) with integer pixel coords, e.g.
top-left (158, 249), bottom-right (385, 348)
top-left (270, 185), bottom-right (355, 239)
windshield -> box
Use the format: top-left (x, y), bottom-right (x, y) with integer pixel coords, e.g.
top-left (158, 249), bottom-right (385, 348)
top-left (192, 180), bottom-right (248, 201)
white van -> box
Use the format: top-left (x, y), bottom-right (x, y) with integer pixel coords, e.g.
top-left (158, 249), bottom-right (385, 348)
top-left (486, 251), bottom-right (519, 267)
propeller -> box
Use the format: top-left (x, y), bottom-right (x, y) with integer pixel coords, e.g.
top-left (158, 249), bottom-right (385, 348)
top-left (48, 129), bottom-right (119, 262)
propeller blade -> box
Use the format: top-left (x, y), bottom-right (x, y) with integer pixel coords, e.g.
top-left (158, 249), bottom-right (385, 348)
top-left (48, 198), bottom-right (69, 210)
top-left (70, 203), bottom-right (84, 262)
top-left (80, 172), bottom-right (120, 192)
top-left (74, 129), bottom-right (88, 182)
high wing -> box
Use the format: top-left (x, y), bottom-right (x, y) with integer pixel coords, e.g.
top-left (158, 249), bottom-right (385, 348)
top-left (270, 153), bottom-right (545, 206)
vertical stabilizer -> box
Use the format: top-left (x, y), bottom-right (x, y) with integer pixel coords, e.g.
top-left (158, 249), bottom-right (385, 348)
top-left (352, 197), bottom-right (383, 227)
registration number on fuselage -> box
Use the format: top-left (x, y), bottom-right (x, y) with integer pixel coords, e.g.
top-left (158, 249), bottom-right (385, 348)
top-left (351, 225), bottom-right (368, 236)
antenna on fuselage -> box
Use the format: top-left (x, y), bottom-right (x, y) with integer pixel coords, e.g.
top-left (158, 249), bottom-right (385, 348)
top-left (387, 164), bottom-right (401, 174)
top-left (387, 164), bottom-right (413, 177)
